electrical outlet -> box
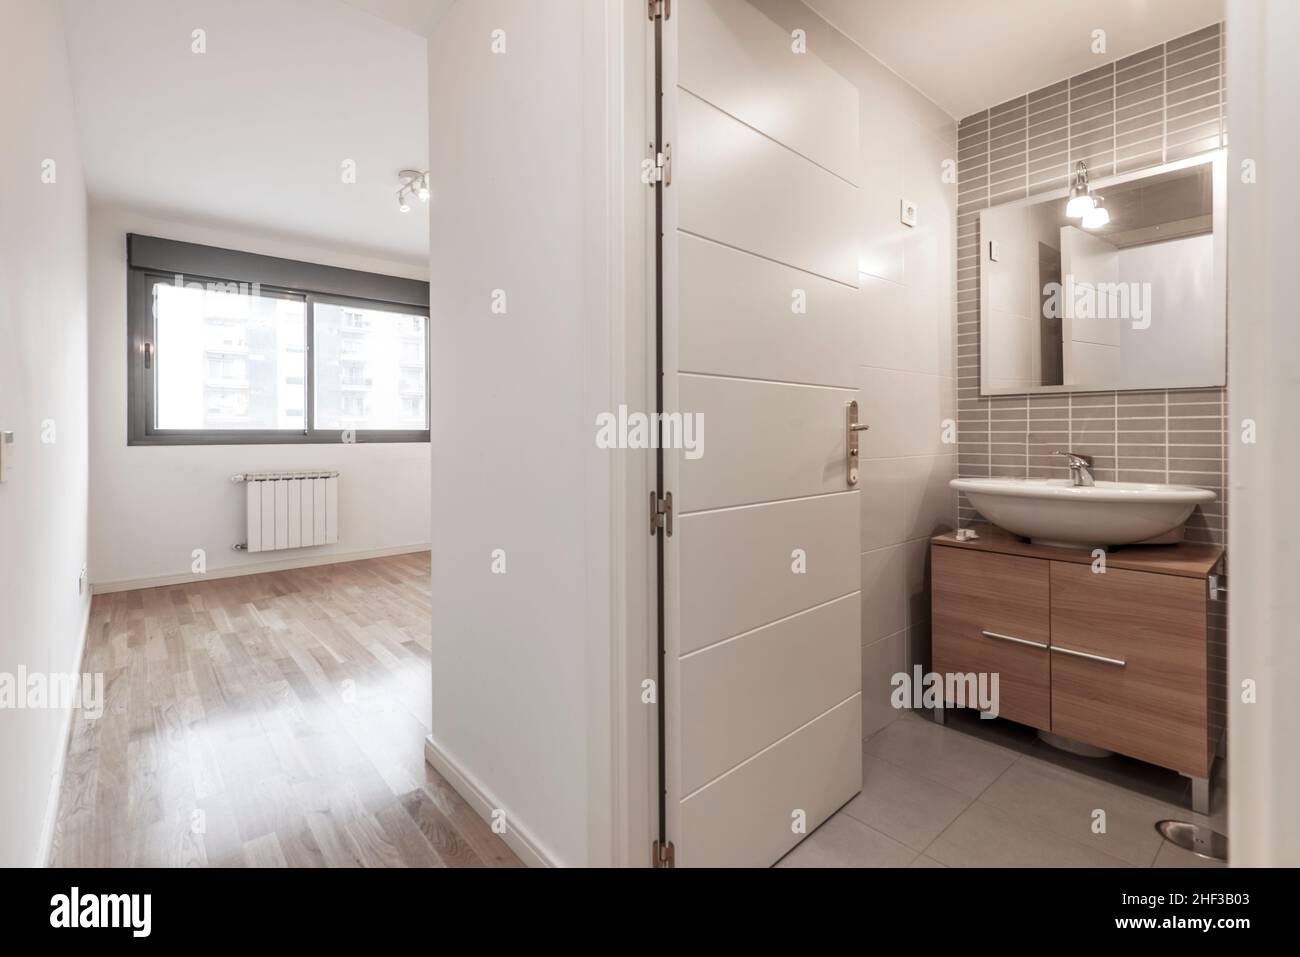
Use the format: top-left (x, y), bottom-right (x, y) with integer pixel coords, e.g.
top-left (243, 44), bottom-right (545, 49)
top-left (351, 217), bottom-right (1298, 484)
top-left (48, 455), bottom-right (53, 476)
top-left (899, 198), bottom-right (918, 227)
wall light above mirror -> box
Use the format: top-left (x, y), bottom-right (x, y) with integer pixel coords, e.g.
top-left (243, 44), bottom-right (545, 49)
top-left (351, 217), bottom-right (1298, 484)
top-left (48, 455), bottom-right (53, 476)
top-left (979, 150), bottom-right (1226, 396)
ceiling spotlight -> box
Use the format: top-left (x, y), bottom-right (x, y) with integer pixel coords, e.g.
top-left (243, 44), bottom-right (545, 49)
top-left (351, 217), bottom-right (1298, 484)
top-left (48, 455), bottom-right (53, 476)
top-left (397, 169), bottom-right (430, 212)
top-left (1081, 195), bottom-right (1110, 229)
top-left (1065, 160), bottom-right (1095, 218)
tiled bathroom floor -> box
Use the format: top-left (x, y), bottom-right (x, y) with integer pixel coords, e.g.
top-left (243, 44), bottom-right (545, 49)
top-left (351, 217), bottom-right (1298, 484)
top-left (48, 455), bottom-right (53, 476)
top-left (777, 710), bottom-right (1227, 868)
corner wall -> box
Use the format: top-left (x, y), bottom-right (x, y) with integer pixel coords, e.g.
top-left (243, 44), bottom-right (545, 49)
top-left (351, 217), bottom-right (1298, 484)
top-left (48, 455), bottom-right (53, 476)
top-left (425, 0), bottom-right (621, 867)
top-left (0, 0), bottom-right (90, 867)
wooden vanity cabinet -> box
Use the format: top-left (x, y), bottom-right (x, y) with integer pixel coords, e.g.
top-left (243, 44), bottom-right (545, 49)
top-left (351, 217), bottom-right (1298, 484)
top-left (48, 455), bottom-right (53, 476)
top-left (932, 547), bottom-right (1051, 731)
top-left (930, 527), bottom-right (1222, 779)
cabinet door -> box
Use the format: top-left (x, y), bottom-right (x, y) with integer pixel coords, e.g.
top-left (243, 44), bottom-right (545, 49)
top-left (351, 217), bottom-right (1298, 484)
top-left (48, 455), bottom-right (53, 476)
top-left (932, 546), bottom-right (1051, 730)
top-left (1050, 562), bottom-right (1209, 777)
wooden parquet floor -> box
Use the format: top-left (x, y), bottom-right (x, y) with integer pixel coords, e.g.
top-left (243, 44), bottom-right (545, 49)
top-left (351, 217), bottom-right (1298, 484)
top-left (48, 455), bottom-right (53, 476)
top-left (48, 552), bottom-right (521, 868)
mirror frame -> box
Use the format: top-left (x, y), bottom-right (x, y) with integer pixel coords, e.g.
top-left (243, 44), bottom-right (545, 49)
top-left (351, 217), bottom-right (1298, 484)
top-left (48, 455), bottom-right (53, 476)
top-left (978, 149), bottom-right (1226, 397)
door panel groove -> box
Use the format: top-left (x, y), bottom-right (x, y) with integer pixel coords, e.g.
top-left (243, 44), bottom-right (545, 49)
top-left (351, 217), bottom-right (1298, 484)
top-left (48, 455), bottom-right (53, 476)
top-left (677, 369), bottom-right (859, 391)
top-left (676, 487), bottom-right (859, 518)
top-left (678, 375), bottom-right (857, 512)
top-left (678, 228), bottom-right (860, 290)
top-left (678, 228), bottom-right (862, 287)
top-left (677, 694), bottom-right (861, 868)
top-left (681, 596), bottom-right (860, 793)
top-left (679, 691), bottom-right (862, 802)
top-left (675, 88), bottom-right (860, 188)
top-left (677, 0), bottom-right (858, 183)
top-left (679, 589), bottom-right (862, 660)
top-left (677, 89), bottom-right (859, 285)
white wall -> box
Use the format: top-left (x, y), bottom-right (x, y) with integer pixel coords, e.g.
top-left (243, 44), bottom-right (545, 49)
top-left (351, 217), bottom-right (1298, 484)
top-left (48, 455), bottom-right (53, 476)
top-left (86, 205), bottom-right (432, 589)
top-left (425, 0), bottom-right (623, 867)
top-left (1226, 0), bottom-right (1300, 867)
top-left (1117, 233), bottom-right (1215, 384)
top-left (0, 0), bottom-right (90, 867)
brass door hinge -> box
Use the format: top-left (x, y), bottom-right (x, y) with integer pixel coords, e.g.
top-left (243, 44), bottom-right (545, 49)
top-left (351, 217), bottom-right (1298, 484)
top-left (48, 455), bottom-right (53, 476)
top-left (649, 0), bottom-right (671, 21)
top-left (652, 840), bottom-right (675, 868)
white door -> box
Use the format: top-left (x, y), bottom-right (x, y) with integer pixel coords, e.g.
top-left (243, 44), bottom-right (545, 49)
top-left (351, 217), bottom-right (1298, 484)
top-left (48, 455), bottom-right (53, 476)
top-left (659, 0), bottom-right (863, 867)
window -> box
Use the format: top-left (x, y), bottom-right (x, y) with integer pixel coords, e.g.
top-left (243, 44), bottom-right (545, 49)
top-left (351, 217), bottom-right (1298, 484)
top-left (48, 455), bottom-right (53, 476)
top-left (127, 235), bottom-right (429, 445)
top-left (154, 281), bottom-right (305, 431)
top-left (312, 302), bottom-right (429, 431)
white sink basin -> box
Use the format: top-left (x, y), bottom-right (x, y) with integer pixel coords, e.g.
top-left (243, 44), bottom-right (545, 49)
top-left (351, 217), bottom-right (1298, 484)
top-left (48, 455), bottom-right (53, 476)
top-left (950, 477), bottom-right (1216, 546)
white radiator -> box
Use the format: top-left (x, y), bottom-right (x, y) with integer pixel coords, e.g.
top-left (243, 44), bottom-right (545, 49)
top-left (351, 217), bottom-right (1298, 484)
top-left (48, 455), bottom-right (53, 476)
top-left (234, 470), bottom-right (339, 553)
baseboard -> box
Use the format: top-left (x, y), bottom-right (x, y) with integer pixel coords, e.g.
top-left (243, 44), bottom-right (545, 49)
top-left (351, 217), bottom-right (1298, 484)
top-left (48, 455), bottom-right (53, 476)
top-left (91, 543), bottom-right (432, 595)
top-left (423, 735), bottom-right (559, 868)
top-left (36, 595), bottom-right (94, 867)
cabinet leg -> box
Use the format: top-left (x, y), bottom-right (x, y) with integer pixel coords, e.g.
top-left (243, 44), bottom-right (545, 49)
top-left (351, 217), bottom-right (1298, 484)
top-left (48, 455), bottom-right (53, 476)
top-left (933, 704), bottom-right (947, 726)
top-left (1187, 774), bottom-right (1211, 816)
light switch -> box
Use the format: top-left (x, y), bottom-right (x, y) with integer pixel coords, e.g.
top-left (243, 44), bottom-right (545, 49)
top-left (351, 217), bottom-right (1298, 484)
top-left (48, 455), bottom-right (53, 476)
top-left (0, 431), bottom-right (13, 482)
top-left (899, 199), bottom-right (918, 227)
top-left (988, 239), bottom-right (1001, 262)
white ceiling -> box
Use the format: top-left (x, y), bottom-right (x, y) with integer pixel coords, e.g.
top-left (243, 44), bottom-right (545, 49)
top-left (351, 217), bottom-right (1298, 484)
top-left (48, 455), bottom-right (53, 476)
top-left (340, 0), bottom-right (453, 36)
top-left (59, 0), bottom-right (1225, 265)
top-left (804, 0), bottom-right (1225, 119)
top-left (61, 0), bottom-right (433, 266)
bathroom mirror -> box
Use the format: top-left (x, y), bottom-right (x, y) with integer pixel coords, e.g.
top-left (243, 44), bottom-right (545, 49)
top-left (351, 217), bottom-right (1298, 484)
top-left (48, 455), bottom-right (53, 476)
top-left (979, 150), bottom-right (1225, 395)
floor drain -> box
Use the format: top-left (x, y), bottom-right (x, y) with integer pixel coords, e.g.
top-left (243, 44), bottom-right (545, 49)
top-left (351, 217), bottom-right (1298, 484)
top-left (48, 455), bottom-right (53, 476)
top-left (1156, 820), bottom-right (1228, 862)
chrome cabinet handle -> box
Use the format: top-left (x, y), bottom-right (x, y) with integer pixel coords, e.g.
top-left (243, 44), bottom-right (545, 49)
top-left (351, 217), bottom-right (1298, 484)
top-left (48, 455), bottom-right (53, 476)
top-left (981, 629), bottom-right (1048, 650)
top-left (1051, 645), bottom-right (1126, 667)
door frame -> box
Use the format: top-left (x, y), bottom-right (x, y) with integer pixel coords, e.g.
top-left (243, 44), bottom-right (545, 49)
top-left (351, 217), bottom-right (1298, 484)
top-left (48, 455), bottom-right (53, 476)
top-left (587, 0), bottom-right (658, 867)
top-left (655, 0), bottom-right (683, 863)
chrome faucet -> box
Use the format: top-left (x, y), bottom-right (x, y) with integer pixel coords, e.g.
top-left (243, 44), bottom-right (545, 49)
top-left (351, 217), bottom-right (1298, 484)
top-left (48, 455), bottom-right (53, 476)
top-left (1053, 450), bottom-right (1095, 487)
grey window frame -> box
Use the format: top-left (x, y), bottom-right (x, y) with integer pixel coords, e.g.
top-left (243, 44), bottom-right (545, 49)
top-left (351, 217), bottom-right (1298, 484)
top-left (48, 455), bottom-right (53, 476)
top-left (126, 234), bottom-right (431, 446)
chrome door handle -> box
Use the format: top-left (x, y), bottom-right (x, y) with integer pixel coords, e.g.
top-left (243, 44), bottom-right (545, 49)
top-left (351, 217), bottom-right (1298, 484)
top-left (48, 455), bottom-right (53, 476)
top-left (846, 400), bottom-right (868, 486)
top-left (1051, 645), bottom-right (1126, 667)
top-left (981, 629), bottom-right (1048, 650)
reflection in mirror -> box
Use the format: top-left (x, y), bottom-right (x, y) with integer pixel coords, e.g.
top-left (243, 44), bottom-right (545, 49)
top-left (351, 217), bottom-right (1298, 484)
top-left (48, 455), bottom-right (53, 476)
top-left (979, 151), bottom-right (1225, 395)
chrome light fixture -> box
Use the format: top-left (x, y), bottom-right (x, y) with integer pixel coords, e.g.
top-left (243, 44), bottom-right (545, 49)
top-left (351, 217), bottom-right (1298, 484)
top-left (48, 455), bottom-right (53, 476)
top-left (1065, 160), bottom-right (1095, 219)
top-left (397, 169), bottom-right (431, 213)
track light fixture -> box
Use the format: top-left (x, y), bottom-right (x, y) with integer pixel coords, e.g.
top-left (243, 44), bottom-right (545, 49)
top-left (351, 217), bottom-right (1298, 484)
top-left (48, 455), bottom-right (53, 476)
top-left (397, 169), bottom-right (430, 213)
